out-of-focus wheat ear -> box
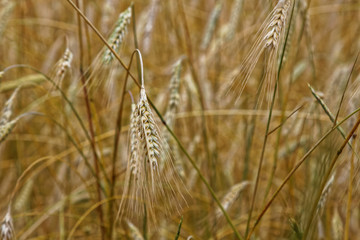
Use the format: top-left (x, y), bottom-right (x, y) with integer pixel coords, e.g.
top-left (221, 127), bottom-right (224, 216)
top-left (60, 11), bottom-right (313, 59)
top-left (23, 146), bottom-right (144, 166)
top-left (14, 179), bottom-right (34, 212)
top-left (164, 59), bottom-right (183, 142)
top-left (225, 0), bottom-right (243, 40)
top-left (163, 60), bottom-right (185, 178)
top-left (142, 0), bottom-right (160, 53)
top-left (100, 0), bottom-right (115, 32)
top-left (55, 47), bottom-right (73, 88)
top-left (0, 118), bottom-right (18, 144)
top-left (201, 2), bottom-right (223, 50)
top-left (0, 0), bottom-right (16, 38)
top-left (215, 181), bottom-right (250, 219)
top-left (332, 206), bottom-right (343, 240)
top-left (103, 6), bottom-right (131, 64)
top-left (126, 220), bottom-right (144, 240)
top-left (289, 218), bottom-right (303, 239)
top-left (0, 112), bottom-right (34, 144)
top-left (316, 174), bottom-right (335, 215)
top-left (0, 87), bottom-right (21, 125)
top-left (0, 208), bottom-right (15, 240)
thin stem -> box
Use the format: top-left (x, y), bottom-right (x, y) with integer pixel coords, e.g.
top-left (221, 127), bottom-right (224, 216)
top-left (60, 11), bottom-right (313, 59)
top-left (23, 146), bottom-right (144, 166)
top-left (130, 2), bottom-right (142, 83)
top-left (134, 49), bottom-right (144, 87)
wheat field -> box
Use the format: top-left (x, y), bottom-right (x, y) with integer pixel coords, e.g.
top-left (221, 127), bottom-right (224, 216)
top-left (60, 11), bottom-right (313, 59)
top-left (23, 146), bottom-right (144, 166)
top-left (0, 0), bottom-right (360, 239)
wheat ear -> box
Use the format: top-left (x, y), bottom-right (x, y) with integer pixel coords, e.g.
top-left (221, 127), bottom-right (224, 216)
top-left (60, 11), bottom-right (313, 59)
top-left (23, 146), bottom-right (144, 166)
top-left (227, 0), bottom-right (291, 103)
top-left (103, 6), bottom-right (131, 64)
top-left (118, 50), bottom-right (187, 224)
